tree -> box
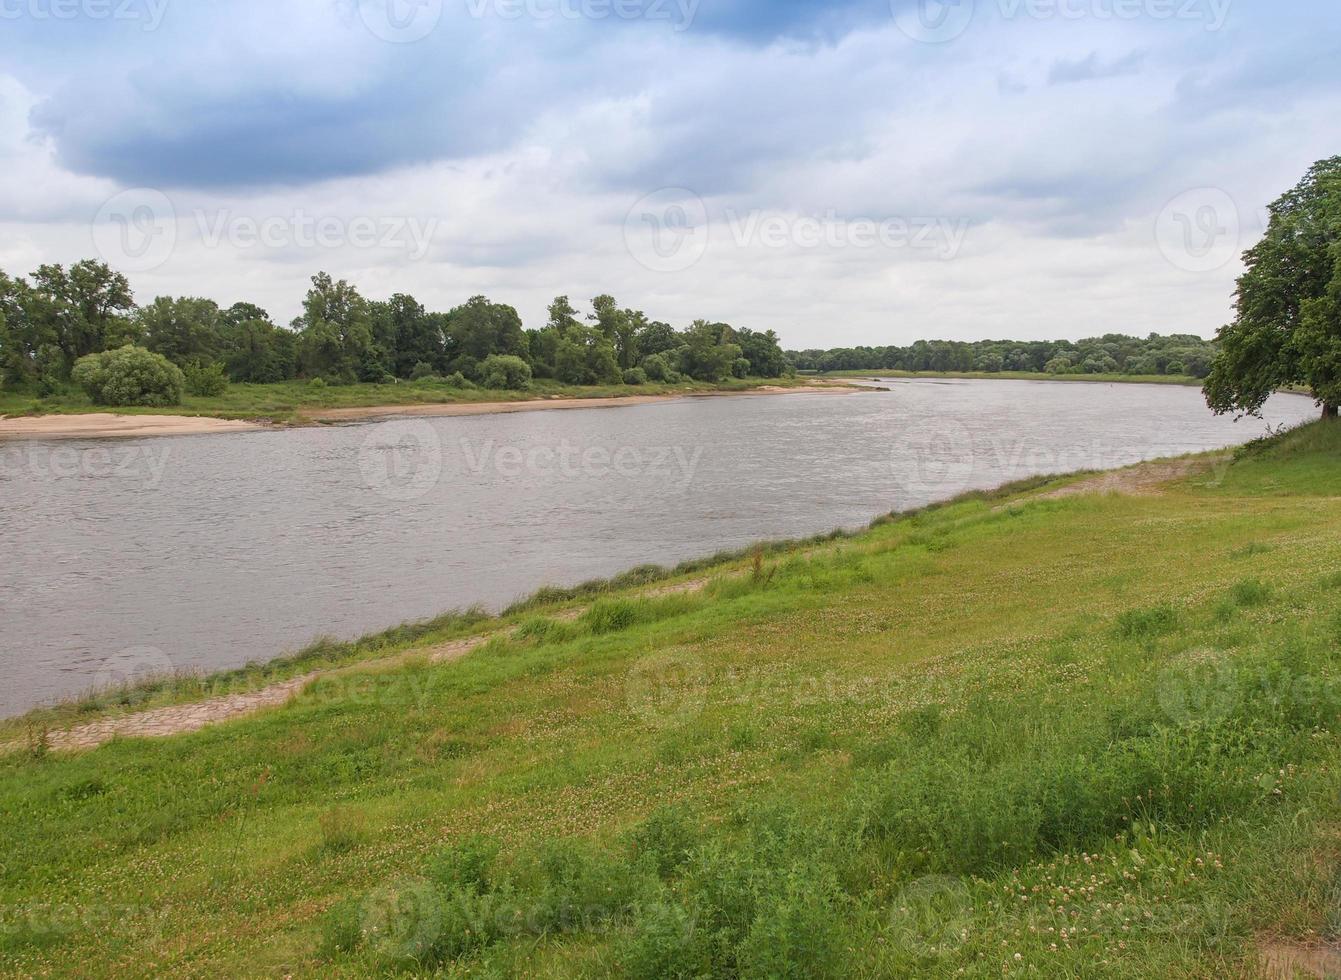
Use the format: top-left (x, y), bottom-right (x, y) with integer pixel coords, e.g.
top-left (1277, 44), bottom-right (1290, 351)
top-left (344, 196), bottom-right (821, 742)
top-left (371, 293), bottom-right (443, 378)
top-left (72, 345), bottom-right (185, 406)
top-left (0, 271), bottom-right (36, 384)
top-left (296, 272), bottom-right (376, 382)
top-left (1205, 156), bottom-right (1341, 419)
top-left (677, 321), bottom-right (742, 382)
top-left (221, 315), bottom-right (297, 383)
top-left (445, 296), bottom-right (526, 374)
top-left (25, 260), bottom-right (136, 374)
top-left (554, 324), bottom-right (621, 385)
top-left (635, 320), bottom-right (679, 359)
top-left (590, 294), bottom-right (638, 369)
top-left (735, 328), bottom-right (790, 378)
top-left (138, 296), bottom-right (222, 366)
top-left (547, 296), bottom-right (582, 336)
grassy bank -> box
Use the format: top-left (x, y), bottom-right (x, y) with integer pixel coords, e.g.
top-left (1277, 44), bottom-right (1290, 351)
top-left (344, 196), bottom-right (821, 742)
top-left (814, 369), bottom-right (1202, 385)
top-left (3, 423), bottom-right (1341, 977)
top-left (0, 376), bottom-right (823, 424)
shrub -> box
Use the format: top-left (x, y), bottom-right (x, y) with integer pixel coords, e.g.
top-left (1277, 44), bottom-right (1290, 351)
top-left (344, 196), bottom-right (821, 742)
top-left (411, 374), bottom-right (444, 386)
top-left (71, 345), bottom-right (185, 407)
top-left (479, 354), bottom-right (532, 390)
top-left (630, 808), bottom-right (697, 880)
top-left (445, 371), bottom-right (476, 389)
top-left (426, 835), bottom-right (500, 893)
top-left (642, 353), bottom-right (679, 383)
top-left (735, 869), bottom-right (847, 979)
top-left (183, 360), bottom-right (229, 397)
top-left (410, 361), bottom-right (437, 381)
top-left (732, 357), bottom-right (751, 379)
top-left (307, 377), bottom-right (327, 389)
top-left (623, 367), bottom-right (649, 386)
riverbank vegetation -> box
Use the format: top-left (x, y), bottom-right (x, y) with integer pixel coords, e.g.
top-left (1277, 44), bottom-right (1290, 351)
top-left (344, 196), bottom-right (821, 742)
top-left (0, 266), bottom-right (792, 410)
top-left (789, 332), bottom-right (1218, 379)
top-left (0, 374), bottom-right (824, 424)
top-left (2, 420), bottom-right (1340, 976)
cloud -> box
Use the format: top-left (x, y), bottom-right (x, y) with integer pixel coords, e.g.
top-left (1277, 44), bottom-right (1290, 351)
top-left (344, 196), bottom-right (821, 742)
top-left (3, 0), bottom-right (1341, 351)
top-left (1047, 49), bottom-right (1147, 86)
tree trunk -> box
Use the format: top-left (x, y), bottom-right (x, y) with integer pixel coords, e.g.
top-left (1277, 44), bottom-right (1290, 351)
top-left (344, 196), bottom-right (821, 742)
top-left (1325, 403), bottom-right (1339, 420)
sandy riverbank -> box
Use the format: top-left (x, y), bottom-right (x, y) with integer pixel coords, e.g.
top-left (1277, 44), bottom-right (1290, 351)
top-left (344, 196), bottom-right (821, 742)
top-left (0, 413), bottom-right (265, 441)
top-left (0, 384), bottom-right (861, 440)
top-left (301, 384), bottom-right (859, 423)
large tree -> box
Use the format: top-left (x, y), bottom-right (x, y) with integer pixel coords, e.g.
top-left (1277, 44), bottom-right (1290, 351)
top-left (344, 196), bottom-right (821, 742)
top-left (24, 260), bottom-right (137, 374)
top-left (138, 296), bottom-right (223, 366)
top-left (296, 272), bottom-right (377, 382)
top-left (1205, 156), bottom-right (1341, 419)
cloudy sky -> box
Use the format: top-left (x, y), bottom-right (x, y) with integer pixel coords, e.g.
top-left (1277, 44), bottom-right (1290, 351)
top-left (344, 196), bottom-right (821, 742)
top-left (1, 0), bottom-right (1338, 348)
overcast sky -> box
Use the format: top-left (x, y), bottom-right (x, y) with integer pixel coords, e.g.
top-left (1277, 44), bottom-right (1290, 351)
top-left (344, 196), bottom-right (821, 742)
top-left (2, 0), bottom-right (1338, 347)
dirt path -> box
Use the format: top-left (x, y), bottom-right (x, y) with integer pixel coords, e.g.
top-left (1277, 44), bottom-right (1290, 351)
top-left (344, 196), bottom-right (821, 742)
top-left (1033, 454), bottom-right (1231, 501)
top-left (22, 577), bottom-right (714, 754)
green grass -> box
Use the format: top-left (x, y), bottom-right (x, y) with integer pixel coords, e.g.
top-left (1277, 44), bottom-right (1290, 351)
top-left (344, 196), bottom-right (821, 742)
top-left (3, 422), bottom-right (1341, 977)
top-left (0, 376), bottom-right (823, 423)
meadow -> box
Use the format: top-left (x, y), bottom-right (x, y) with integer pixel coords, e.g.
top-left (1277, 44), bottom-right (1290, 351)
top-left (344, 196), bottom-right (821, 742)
top-left (2, 422), bottom-right (1340, 977)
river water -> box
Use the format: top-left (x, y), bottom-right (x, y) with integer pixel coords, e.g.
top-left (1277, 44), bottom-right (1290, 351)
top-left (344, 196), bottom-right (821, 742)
top-left (0, 380), bottom-right (1317, 716)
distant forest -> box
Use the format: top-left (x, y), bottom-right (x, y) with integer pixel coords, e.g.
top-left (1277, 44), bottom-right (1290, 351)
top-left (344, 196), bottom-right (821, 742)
top-left (788, 334), bottom-right (1218, 378)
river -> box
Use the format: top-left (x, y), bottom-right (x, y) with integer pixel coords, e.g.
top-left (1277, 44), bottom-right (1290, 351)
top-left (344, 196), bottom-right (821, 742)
top-left (0, 379), bottom-right (1317, 716)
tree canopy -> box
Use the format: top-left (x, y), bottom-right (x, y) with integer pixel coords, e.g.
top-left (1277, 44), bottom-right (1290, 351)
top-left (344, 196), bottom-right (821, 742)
top-left (0, 264), bottom-right (795, 392)
top-left (1204, 156), bottom-right (1341, 419)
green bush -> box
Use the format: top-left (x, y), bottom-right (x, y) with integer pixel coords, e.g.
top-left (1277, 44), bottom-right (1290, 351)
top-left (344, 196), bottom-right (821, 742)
top-left (642, 353), bottom-right (679, 383)
top-left (623, 367), bottom-right (649, 386)
top-left (445, 371), bottom-right (476, 389)
top-left (630, 808), bottom-right (697, 880)
top-left (735, 869), bottom-right (847, 979)
top-left (409, 361), bottom-right (437, 381)
top-left (183, 360), bottom-right (229, 397)
top-left (71, 345), bottom-right (185, 407)
top-left (480, 354), bottom-right (532, 390)
top-left (307, 377), bottom-right (327, 389)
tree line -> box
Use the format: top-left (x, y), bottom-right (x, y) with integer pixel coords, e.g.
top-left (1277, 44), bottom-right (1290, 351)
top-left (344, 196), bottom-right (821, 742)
top-left (788, 334), bottom-right (1217, 378)
top-left (0, 263), bottom-right (794, 400)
